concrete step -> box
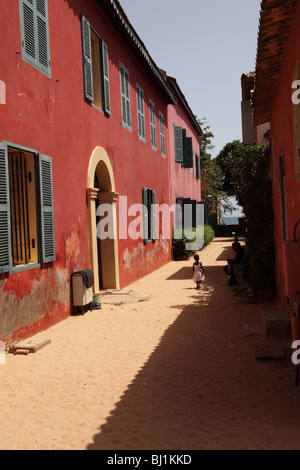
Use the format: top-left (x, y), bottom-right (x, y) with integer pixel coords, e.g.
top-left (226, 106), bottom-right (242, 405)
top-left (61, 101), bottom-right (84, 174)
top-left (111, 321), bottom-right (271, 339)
top-left (262, 309), bottom-right (291, 338)
top-left (255, 343), bottom-right (286, 361)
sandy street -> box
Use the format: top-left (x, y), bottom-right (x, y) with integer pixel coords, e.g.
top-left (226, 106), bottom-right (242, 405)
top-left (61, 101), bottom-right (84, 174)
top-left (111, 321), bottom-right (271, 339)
top-left (1, 238), bottom-right (299, 450)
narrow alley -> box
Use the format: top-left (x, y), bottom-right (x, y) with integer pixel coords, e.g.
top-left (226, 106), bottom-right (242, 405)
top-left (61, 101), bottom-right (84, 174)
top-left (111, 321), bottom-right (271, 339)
top-left (1, 238), bottom-right (299, 450)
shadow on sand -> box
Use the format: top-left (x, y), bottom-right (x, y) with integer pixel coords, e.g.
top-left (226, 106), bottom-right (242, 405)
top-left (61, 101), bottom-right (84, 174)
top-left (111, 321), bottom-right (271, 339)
top-left (86, 245), bottom-right (296, 451)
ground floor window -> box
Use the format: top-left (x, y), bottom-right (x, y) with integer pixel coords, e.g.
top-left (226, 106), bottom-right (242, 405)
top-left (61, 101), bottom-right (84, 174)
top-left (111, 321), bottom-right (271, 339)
top-left (0, 141), bottom-right (55, 273)
top-left (8, 149), bottom-right (38, 266)
top-left (142, 187), bottom-right (156, 242)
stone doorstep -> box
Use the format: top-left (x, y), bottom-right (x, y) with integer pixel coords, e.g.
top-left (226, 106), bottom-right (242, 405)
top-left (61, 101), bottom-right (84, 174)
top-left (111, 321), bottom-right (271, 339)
top-left (262, 309), bottom-right (292, 338)
top-left (255, 342), bottom-right (287, 361)
top-left (101, 290), bottom-right (152, 305)
top-left (8, 338), bottom-right (51, 355)
top-left (243, 323), bottom-right (264, 336)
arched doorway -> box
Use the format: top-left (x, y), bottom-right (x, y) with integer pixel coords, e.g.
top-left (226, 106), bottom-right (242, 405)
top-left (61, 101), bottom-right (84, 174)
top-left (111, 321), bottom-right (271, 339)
top-left (87, 147), bottom-right (120, 292)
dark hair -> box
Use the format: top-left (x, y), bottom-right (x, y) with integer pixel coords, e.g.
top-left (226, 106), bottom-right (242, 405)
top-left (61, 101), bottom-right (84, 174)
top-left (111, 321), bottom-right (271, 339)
top-left (194, 254), bottom-right (199, 261)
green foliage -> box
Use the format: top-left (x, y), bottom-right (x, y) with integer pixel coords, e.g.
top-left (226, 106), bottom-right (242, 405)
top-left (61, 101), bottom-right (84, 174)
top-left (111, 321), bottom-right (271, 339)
top-left (196, 117), bottom-right (232, 216)
top-left (204, 224), bottom-right (215, 247)
top-left (172, 225), bottom-right (215, 259)
top-left (216, 141), bottom-right (276, 292)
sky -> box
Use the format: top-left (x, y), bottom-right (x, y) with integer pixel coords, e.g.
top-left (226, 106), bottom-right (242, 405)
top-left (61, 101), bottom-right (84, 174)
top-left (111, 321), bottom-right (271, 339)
top-left (119, 0), bottom-right (262, 216)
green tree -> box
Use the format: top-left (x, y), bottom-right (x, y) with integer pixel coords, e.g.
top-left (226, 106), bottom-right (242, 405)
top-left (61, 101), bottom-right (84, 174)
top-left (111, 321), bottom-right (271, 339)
top-left (216, 141), bottom-right (276, 292)
top-left (197, 117), bottom-right (231, 216)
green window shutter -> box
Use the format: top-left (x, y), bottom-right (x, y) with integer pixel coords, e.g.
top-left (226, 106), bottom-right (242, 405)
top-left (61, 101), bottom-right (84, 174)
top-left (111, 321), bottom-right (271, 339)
top-left (175, 196), bottom-right (183, 229)
top-left (151, 190), bottom-right (156, 240)
top-left (81, 15), bottom-right (94, 102)
top-left (142, 187), bottom-right (148, 241)
top-left (182, 133), bottom-right (193, 169)
top-left (120, 66), bottom-right (127, 124)
top-left (181, 129), bottom-right (187, 167)
top-left (196, 154), bottom-right (200, 179)
top-left (191, 200), bottom-right (197, 228)
top-left (137, 85), bottom-right (145, 140)
top-left (185, 137), bottom-right (194, 169)
top-left (149, 100), bottom-right (156, 149)
top-left (125, 69), bottom-right (131, 128)
top-left (38, 154), bottom-right (55, 263)
top-left (174, 126), bottom-right (183, 162)
top-left (19, 0), bottom-right (51, 77)
top-left (36, 0), bottom-right (51, 75)
top-left (102, 41), bottom-right (111, 114)
top-left (160, 113), bottom-right (165, 156)
top-left (20, 0), bottom-right (36, 65)
top-left (183, 197), bottom-right (192, 229)
top-left (120, 64), bottom-right (131, 129)
top-left (0, 143), bottom-right (12, 273)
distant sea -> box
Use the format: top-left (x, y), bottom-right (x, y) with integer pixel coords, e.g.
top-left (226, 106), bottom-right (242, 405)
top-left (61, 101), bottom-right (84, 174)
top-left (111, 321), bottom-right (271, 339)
top-left (222, 216), bottom-right (240, 226)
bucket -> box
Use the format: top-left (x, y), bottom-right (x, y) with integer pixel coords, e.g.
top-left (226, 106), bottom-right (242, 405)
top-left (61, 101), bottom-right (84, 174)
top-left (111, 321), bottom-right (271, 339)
top-left (92, 294), bottom-right (102, 310)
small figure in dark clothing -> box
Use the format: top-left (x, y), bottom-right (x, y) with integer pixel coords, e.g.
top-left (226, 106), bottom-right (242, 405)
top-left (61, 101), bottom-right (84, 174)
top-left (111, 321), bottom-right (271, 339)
top-left (223, 238), bottom-right (245, 286)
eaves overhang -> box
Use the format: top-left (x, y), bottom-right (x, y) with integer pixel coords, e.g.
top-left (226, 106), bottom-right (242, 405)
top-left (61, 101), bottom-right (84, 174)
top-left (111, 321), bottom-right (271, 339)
top-left (166, 75), bottom-right (203, 136)
top-left (99, 0), bottom-right (177, 105)
top-left (252, 0), bottom-right (298, 126)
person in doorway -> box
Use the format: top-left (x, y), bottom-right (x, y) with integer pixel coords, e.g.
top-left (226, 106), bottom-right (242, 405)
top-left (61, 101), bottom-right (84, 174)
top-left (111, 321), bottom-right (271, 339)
top-left (193, 254), bottom-right (205, 289)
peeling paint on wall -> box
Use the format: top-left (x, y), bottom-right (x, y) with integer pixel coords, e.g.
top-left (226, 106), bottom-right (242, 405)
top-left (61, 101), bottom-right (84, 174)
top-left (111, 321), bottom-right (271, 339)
top-left (122, 237), bottom-right (170, 279)
top-left (0, 268), bottom-right (69, 339)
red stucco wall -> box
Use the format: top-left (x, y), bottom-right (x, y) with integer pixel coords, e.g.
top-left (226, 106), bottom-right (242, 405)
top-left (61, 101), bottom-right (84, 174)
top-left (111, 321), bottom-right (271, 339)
top-left (0, 0), bottom-right (189, 342)
top-left (167, 102), bottom-right (201, 206)
top-left (269, 2), bottom-right (300, 308)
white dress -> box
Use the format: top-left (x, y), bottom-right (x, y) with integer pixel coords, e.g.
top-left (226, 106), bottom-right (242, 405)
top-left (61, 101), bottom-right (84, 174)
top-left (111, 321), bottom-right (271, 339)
top-left (193, 263), bottom-right (204, 282)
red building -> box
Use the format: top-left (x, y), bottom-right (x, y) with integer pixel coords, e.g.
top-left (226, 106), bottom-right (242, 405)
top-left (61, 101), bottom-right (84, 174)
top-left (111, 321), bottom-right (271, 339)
top-left (0, 0), bottom-right (202, 343)
top-left (252, 0), bottom-right (300, 338)
top-left (165, 74), bottom-right (202, 223)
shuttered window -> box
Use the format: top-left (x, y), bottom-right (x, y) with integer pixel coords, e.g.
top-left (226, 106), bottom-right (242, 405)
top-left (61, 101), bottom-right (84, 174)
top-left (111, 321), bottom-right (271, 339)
top-left (136, 84), bottom-right (145, 141)
top-left (174, 126), bottom-right (183, 163)
top-left (0, 144), bottom-right (12, 273)
top-left (142, 188), bottom-right (156, 242)
top-left (195, 154), bottom-right (200, 180)
top-left (81, 15), bottom-right (111, 114)
top-left (180, 129), bottom-right (194, 169)
top-left (149, 100), bottom-right (156, 150)
top-left (0, 142), bottom-right (55, 274)
top-left (19, 0), bottom-right (51, 77)
top-left (120, 62), bottom-right (131, 130)
top-left (38, 154), bottom-right (55, 263)
top-left (159, 112), bottom-right (166, 157)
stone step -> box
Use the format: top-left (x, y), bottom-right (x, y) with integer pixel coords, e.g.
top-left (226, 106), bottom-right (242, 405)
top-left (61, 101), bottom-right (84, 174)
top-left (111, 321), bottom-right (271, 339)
top-left (255, 343), bottom-right (286, 361)
top-left (243, 323), bottom-right (264, 336)
top-left (262, 309), bottom-right (291, 338)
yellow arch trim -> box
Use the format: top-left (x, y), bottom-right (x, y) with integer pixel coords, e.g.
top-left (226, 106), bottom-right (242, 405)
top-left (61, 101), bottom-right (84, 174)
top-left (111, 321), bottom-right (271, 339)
top-left (87, 146), bottom-right (116, 191)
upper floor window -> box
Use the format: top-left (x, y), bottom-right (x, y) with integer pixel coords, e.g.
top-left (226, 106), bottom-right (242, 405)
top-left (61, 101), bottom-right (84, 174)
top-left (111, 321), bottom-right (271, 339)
top-left (120, 62), bottom-right (131, 130)
top-left (136, 84), bottom-right (145, 141)
top-left (195, 154), bottom-right (200, 180)
top-left (149, 100), bottom-right (156, 150)
top-left (81, 15), bottom-right (111, 114)
top-left (159, 112), bottom-right (166, 157)
top-left (19, 0), bottom-right (51, 77)
top-left (0, 142), bottom-right (55, 274)
top-left (174, 126), bottom-right (193, 168)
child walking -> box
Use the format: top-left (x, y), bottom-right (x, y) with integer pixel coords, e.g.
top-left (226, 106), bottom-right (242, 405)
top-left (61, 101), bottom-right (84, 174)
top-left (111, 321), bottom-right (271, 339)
top-left (193, 254), bottom-right (205, 289)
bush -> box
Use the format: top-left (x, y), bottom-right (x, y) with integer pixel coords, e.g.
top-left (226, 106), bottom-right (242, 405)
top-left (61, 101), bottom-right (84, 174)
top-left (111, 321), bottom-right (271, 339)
top-left (204, 224), bottom-right (215, 247)
top-left (172, 225), bottom-right (214, 260)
